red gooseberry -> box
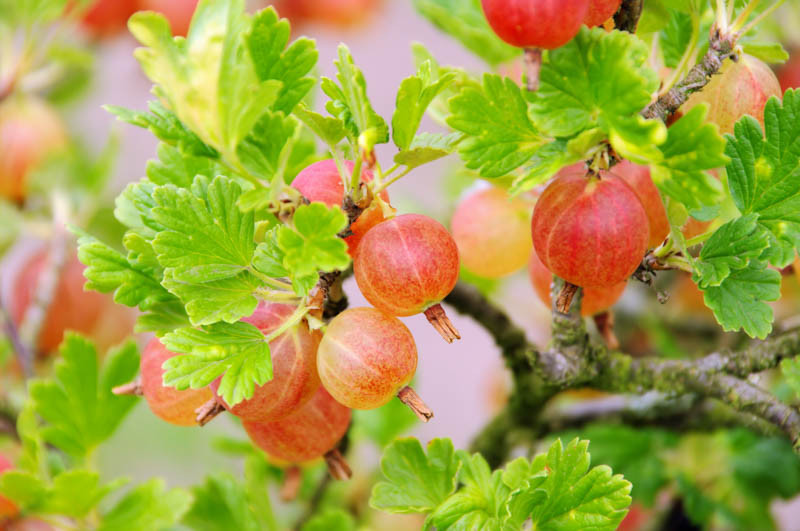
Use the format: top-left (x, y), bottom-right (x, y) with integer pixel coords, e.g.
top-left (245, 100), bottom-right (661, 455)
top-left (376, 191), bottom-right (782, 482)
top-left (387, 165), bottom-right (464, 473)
top-left (531, 169), bottom-right (649, 288)
top-left (209, 302), bottom-right (320, 423)
top-left (480, 0), bottom-right (590, 49)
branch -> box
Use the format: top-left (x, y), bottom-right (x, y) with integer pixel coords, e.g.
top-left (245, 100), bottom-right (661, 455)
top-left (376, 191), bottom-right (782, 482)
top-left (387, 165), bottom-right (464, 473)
top-left (642, 29), bottom-right (737, 121)
top-left (448, 282), bottom-right (800, 461)
top-left (613, 0), bottom-right (644, 33)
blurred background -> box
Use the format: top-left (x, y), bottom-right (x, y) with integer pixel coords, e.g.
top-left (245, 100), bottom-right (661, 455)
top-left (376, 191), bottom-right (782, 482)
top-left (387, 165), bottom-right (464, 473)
top-left (4, 0), bottom-right (800, 529)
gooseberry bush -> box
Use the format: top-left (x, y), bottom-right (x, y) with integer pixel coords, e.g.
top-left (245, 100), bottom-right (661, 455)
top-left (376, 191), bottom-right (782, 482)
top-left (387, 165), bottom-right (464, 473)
top-left (4, 0), bottom-right (800, 529)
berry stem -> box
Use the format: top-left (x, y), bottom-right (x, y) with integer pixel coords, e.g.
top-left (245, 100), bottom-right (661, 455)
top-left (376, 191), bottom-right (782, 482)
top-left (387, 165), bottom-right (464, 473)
top-left (397, 386), bottom-right (434, 422)
top-left (279, 466), bottom-right (302, 501)
top-left (111, 380), bottom-right (143, 396)
top-left (324, 448), bottom-right (352, 480)
top-left (555, 282), bottom-right (580, 314)
top-left (592, 311), bottom-right (620, 350)
top-left (424, 303), bottom-right (461, 343)
top-left (195, 398), bottom-right (225, 426)
top-left (523, 47), bottom-right (542, 92)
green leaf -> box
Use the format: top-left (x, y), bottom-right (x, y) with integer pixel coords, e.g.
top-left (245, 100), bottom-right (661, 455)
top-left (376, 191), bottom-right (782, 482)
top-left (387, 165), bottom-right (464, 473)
top-left (28, 335), bottom-right (139, 458)
top-left (650, 105), bottom-right (727, 210)
top-left (532, 27), bottom-right (664, 160)
top-left (525, 439), bottom-right (632, 531)
top-left (76, 232), bottom-right (174, 311)
top-left (39, 470), bottom-right (124, 518)
top-left (128, 2), bottom-right (282, 156)
top-left (106, 102), bottom-right (217, 158)
top-left (447, 74), bottom-right (546, 177)
top-left (701, 261), bottom-right (781, 338)
top-left (693, 214), bottom-right (770, 288)
top-left (150, 176), bottom-right (260, 325)
top-left (725, 90), bottom-right (800, 267)
top-left (135, 299), bottom-right (191, 336)
top-left (99, 479), bottom-right (192, 531)
top-left (252, 228), bottom-right (289, 278)
top-left (162, 321), bottom-right (271, 406)
top-left (411, 0), bottom-right (519, 66)
top-left (393, 133), bottom-right (462, 169)
top-left (370, 438), bottom-right (460, 513)
top-left (0, 471), bottom-right (46, 509)
top-left (293, 104), bottom-right (347, 147)
top-left (276, 203), bottom-right (350, 296)
top-left (236, 110), bottom-right (299, 181)
top-left (392, 61), bottom-right (455, 150)
top-left (320, 44), bottom-right (389, 146)
top-left (246, 7), bottom-right (317, 114)
top-left (660, 10), bottom-right (694, 68)
top-left (429, 452), bottom-right (511, 529)
top-left (781, 357), bottom-right (800, 399)
top-left (512, 138), bottom-right (577, 193)
top-left (146, 143), bottom-right (228, 189)
top-left (183, 474), bottom-right (260, 531)
top-left (302, 509), bottom-right (356, 531)
top-left (741, 41), bottom-right (789, 65)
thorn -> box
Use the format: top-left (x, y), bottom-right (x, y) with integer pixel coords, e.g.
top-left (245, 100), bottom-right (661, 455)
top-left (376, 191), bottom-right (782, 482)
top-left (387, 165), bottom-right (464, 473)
top-left (397, 386), bottom-right (434, 422)
top-left (324, 448), bottom-right (352, 480)
top-left (555, 282), bottom-right (580, 314)
top-left (112, 380), bottom-right (142, 396)
top-left (280, 466), bottom-right (302, 501)
top-left (424, 303), bottom-right (460, 343)
top-left (195, 398), bottom-right (225, 426)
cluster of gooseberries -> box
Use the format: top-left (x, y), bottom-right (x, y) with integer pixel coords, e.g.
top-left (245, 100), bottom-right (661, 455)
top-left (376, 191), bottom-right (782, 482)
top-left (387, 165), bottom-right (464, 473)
top-left (115, 158), bottom-right (463, 479)
top-left (113, 0), bottom-right (786, 485)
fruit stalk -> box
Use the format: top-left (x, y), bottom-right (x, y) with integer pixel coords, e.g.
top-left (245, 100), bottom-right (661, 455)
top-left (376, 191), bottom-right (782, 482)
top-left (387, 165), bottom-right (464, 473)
top-left (423, 303), bottom-right (461, 343)
top-left (195, 398), bottom-right (226, 426)
top-left (592, 311), bottom-right (619, 350)
top-left (112, 380), bottom-right (143, 396)
top-left (397, 385), bottom-right (434, 422)
top-left (279, 466), bottom-right (302, 502)
top-left (324, 448), bottom-right (353, 480)
top-left (523, 47), bottom-right (542, 92)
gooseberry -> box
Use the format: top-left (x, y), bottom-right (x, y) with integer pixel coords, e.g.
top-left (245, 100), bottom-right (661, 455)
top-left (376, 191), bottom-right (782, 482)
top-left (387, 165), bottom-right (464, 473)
top-left (354, 214), bottom-right (460, 342)
top-left (243, 386), bottom-right (351, 464)
top-left (531, 170), bottom-right (649, 288)
top-left (451, 187), bottom-right (532, 278)
top-left (480, 0), bottom-right (590, 49)
top-left (317, 307), bottom-right (431, 420)
top-left (528, 249), bottom-right (626, 316)
top-left (209, 302), bottom-right (321, 423)
top-left (140, 338), bottom-right (214, 426)
top-left (614, 160), bottom-right (670, 249)
top-left (682, 54), bottom-right (781, 135)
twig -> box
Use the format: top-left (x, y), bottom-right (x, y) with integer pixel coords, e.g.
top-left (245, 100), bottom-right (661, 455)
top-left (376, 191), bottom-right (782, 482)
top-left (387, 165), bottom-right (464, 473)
top-left (642, 28), bottom-right (737, 122)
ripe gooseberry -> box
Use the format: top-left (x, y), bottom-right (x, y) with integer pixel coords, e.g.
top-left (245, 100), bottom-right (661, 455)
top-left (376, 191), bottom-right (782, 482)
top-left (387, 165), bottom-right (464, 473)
top-left (528, 249), bottom-right (626, 316)
top-left (354, 214), bottom-right (460, 342)
top-left (613, 161), bottom-right (670, 249)
top-left (682, 54), bottom-right (781, 135)
top-left (292, 159), bottom-right (391, 257)
top-left (208, 302), bottom-right (321, 423)
top-left (531, 169), bottom-right (649, 289)
top-left (584, 0), bottom-right (622, 27)
top-left (0, 454), bottom-right (17, 521)
top-left (137, 0), bottom-right (198, 37)
top-left (243, 387), bottom-right (351, 477)
top-left (5, 246), bottom-right (133, 355)
top-left (451, 187), bottom-right (532, 278)
top-left (316, 307), bottom-right (432, 421)
top-left (0, 97), bottom-right (67, 203)
top-left (139, 338), bottom-right (214, 426)
top-left (480, 0), bottom-right (590, 49)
